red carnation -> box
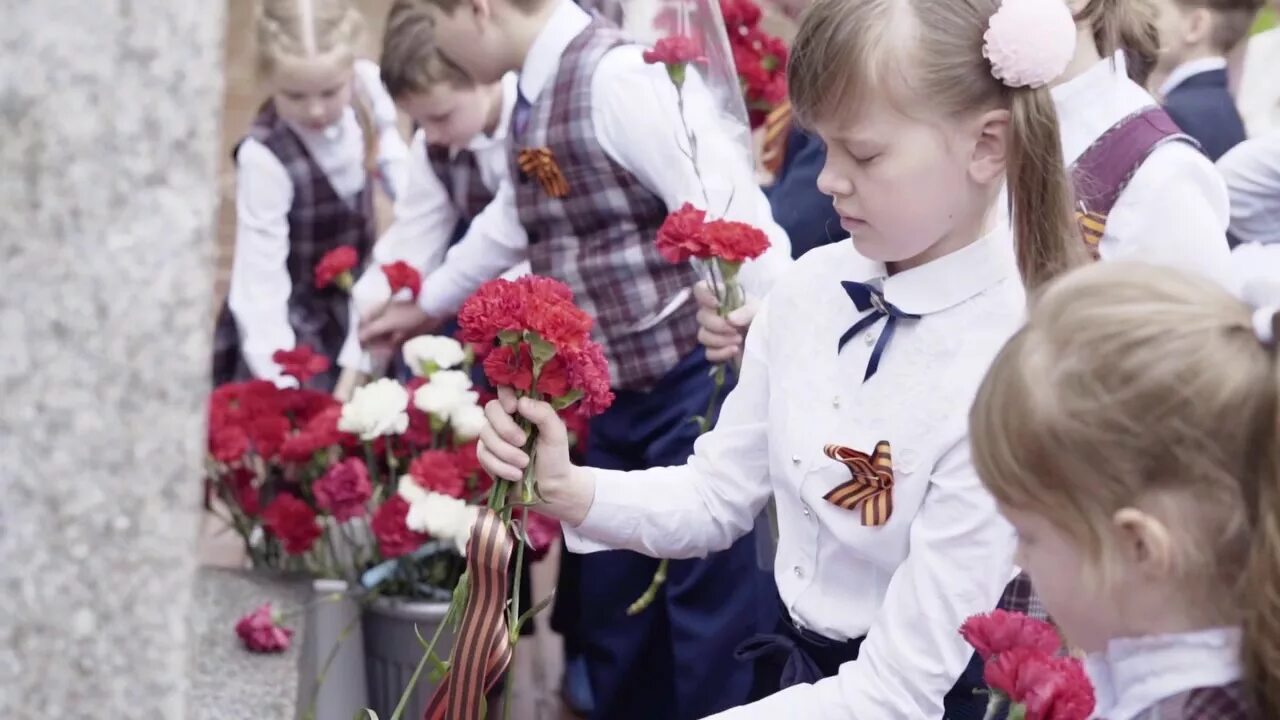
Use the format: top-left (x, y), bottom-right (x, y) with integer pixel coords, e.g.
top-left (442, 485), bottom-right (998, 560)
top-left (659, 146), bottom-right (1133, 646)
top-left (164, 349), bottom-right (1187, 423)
top-left (381, 261), bottom-right (422, 299)
top-left (565, 342), bottom-right (615, 416)
top-left (261, 494), bottom-right (322, 555)
top-left (642, 35), bottom-right (707, 67)
top-left (703, 219), bottom-right (770, 263)
top-left (523, 295), bottom-right (593, 352)
top-left (454, 440), bottom-right (492, 496)
top-left (370, 495), bottom-right (429, 558)
top-left (314, 246), bottom-right (358, 290)
top-left (409, 450), bottom-right (466, 499)
top-left (985, 648), bottom-right (1095, 720)
top-left (272, 345), bottom-right (330, 384)
top-left (457, 279), bottom-right (527, 347)
top-left (515, 275), bottom-right (575, 303)
top-left (720, 0), bottom-right (763, 31)
top-left (313, 457), bottom-right (372, 521)
top-left (246, 415), bottom-right (291, 461)
top-left (960, 610), bottom-right (1062, 663)
top-left (234, 603), bottom-right (293, 653)
top-left (535, 354), bottom-right (572, 398)
top-left (483, 344), bottom-right (535, 393)
top-left (226, 467), bottom-right (261, 517)
top-left (210, 425), bottom-right (249, 464)
top-left (656, 203), bottom-right (711, 263)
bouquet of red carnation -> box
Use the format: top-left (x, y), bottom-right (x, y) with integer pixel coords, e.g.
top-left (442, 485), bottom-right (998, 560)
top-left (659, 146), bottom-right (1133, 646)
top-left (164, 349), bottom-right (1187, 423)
top-left (960, 610), bottom-right (1096, 720)
top-left (720, 0), bottom-right (788, 128)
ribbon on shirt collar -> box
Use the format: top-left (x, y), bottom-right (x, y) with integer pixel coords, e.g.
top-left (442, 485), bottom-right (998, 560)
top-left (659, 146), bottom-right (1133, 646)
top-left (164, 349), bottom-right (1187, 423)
top-left (422, 509), bottom-right (515, 720)
top-left (823, 441), bottom-right (895, 526)
top-left (837, 280), bottom-right (920, 382)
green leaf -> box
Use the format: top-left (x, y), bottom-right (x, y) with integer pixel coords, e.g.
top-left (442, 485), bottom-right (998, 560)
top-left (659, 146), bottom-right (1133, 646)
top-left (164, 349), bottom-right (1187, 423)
top-left (667, 62), bottom-right (687, 88)
top-left (512, 590), bottom-right (557, 638)
top-left (356, 711), bottom-right (379, 720)
top-left (497, 329), bottom-right (521, 346)
top-left (528, 334), bottom-right (557, 365)
top-left (550, 388), bottom-right (584, 410)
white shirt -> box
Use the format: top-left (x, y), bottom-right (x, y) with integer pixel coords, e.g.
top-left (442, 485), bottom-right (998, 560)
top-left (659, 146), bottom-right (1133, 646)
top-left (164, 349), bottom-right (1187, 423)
top-left (228, 59), bottom-right (409, 385)
top-left (1049, 53), bottom-right (1233, 291)
top-left (565, 229), bottom-right (1022, 719)
top-left (1238, 28), bottom-right (1280, 137)
top-left (1219, 129), bottom-right (1280, 245)
top-left (337, 73), bottom-right (520, 369)
top-left (1157, 56), bottom-right (1228, 99)
top-left (1086, 628), bottom-right (1242, 720)
top-left (415, 0), bottom-right (792, 320)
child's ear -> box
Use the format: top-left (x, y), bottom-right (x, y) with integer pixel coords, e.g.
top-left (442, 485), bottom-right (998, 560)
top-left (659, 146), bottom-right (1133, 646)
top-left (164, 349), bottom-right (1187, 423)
top-left (969, 108), bottom-right (1010, 186)
top-left (1112, 507), bottom-right (1175, 578)
top-left (1185, 7), bottom-right (1213, 45)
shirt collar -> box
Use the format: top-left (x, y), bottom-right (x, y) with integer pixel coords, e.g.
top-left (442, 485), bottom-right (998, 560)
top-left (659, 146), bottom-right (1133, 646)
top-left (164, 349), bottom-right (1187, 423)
top-left (518, 0), bottom-right (591, 105)
top-left (843, 224), bottom-right (1019, 317)
top-left (1086, 627), bottom-right (1243, 720)
top-left (466, 72), bottom-right (519, 152)
top-left (1159, 56), bottom-right (1228, 98)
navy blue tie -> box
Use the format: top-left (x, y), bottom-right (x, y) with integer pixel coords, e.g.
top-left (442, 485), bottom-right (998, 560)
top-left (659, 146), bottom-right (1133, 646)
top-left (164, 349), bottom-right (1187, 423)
top-left (513, 92), bottom-right (532, 138)
top-left (837, 280), bottom-right (920, 382)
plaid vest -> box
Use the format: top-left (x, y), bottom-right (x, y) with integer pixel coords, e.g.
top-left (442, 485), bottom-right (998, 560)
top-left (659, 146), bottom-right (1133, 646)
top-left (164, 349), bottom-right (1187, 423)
top-left (1071, 107), bottom-right (1198, 258)
top-left (212, 101), bottom-right (376, 390)
top-left (1127, 683), bottom-right (1253, 720)
top-left (510, 21), bottom-right (700, 391)
top-left (426, 143), bottom-right (495, 220)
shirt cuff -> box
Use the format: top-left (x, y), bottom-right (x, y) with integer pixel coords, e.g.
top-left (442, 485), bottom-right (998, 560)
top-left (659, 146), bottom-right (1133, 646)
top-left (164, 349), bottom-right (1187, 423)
top-left (559, 467), bottom-right (642, 554)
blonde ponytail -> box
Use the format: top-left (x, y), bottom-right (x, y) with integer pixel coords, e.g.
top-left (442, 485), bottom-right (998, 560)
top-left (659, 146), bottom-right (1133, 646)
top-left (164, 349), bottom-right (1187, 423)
top-left (350, 79), bottom-right (381, 178)
top-left (1007, 87), bottom-right (1088, 294)
top-left (255, 0), bottom-right (367, 78)
top-left (1076, 0), bottom-right (1160, 85)
top-left (1243, 318), bottom-right (1280, 718)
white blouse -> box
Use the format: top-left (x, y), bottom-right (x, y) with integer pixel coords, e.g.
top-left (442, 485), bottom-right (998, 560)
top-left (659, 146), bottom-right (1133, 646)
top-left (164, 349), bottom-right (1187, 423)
top-left (1086, 627), bottom-right (1242, 720)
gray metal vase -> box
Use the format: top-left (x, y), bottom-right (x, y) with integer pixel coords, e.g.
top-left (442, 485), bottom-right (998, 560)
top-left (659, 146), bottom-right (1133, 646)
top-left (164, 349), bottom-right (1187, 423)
top-left (296, 578), bottom-right (370, 720)
top-left (362, 598), bottom-right (456, 720)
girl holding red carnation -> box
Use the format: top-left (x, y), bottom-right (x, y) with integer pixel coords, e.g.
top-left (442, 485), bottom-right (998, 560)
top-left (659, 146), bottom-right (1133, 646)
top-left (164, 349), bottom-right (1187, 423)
top-left (211, 0), bottom-right (409, 392)
top-left (476, 0), bottom-right (1098, 716)
top-left (970, 262), bottom-right (1280, 720)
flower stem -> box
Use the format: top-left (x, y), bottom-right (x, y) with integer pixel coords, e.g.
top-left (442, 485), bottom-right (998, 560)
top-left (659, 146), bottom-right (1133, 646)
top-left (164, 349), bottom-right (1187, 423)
top-left (626, 559), bottom-right (668, 616)
top-left (387, 598), bottom-right (460, 720)
top-left (363, 441), bottom-right (381, 489)
top-left (302, 608), bottom-right (363, 720)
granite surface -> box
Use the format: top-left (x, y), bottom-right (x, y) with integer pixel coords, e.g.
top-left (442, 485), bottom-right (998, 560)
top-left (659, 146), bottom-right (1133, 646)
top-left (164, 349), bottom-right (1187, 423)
top-left (190, 569), bottom-right (310, 720)
top-left (0, 1), bottom-right (225, 716)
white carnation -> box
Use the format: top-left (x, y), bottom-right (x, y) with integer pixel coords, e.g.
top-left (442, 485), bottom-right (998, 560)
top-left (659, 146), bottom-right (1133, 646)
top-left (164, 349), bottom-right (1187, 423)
top-left (401, 486), bottom-right (479, 555)
top-left (402, 335), bottom-right (468, 377)
top-left (450, 403), bottom-right (487, 441)
top-left (412, 370), bottom-right (478, 421)
top-left (338, 378), bottom-right (410, 440)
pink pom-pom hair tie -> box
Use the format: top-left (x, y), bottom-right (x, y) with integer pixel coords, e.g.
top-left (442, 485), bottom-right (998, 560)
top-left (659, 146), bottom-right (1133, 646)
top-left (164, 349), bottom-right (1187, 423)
top-left (983, 0), bottom-right (1077, 89)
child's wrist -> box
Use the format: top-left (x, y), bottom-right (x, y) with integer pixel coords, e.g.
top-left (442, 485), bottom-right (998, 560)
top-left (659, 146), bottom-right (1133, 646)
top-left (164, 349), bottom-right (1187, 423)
top-left (545, 465), bottom-right (596, 527)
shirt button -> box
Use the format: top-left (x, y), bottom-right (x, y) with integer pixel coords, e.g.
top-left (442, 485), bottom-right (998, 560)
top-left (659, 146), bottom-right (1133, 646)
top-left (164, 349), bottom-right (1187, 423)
top-left (864, 332), bottom-right (876, 346)
top-left (791, 455), bottom-right (801, 466)
top-left (802, 505), bottom-right (811, 517)
top-left (832, 396), bottom-right (841, 409)
top-left (794, 566), bottom-right (805, 579)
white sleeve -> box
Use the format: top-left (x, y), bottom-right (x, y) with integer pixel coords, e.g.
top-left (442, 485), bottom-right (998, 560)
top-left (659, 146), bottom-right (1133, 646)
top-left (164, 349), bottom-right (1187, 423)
top-left (1217, 131), bottom-right (1280, 245)
top-left (563, 297), bottom-right (775, 557)
top-left (356, 60), bottom-right (410, 200)
top-left (1231, 242), bottom-right (1280, 307)
top-left (591, 48), bottom-right (793, 299)
top-left (1099, 141), bottom-right (1234, 292)
top-left (228, 139), bottom-right (298, 387)
top-left (708, 435), bottom-right (1016, 720)
top-left (416, 179), bottom-right (528, 318)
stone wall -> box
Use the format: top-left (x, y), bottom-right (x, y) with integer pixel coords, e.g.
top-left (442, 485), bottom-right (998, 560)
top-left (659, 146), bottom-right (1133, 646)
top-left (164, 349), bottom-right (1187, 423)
top-left (0, 1), bottom-right (225, 716)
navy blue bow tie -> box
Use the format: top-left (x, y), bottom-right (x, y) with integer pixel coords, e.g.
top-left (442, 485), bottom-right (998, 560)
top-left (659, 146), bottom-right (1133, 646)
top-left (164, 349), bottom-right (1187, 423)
top-left (838, 280), bottom-right (920, 382)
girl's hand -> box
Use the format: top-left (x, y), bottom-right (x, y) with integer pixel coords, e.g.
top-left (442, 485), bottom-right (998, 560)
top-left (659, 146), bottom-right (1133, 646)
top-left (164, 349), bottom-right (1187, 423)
top-left (477, 387), bottom-right (595, 525)
top-left (694, 282), bottom-right (757, 363)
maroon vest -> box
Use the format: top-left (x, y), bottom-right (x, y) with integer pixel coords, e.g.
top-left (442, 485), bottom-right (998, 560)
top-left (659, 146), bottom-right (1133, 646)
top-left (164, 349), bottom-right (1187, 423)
top-left (212, 101), bottom-right (376, 390)
top-left (510, 21), bottom-right (700, 391)
top-left (1071, 107), bottom-right (1198, 259)
top-left (426, 143), bottom-right (495, 221)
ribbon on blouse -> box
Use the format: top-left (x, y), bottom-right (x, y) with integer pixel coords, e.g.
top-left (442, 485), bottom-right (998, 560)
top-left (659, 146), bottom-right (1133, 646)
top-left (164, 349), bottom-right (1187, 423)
top-left (517, 147), bottom-right (570, 199)
top-left (837, 281), bottom-right (920, 382)
top-left (822, 441), bottom-right (895, 526)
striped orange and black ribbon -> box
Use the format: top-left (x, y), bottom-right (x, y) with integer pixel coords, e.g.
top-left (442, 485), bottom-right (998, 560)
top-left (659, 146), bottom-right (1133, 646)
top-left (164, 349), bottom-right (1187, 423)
top-left (822, 441), bottom-right (895, 526)
top-left (517, 147), bottom-right (569, 199)
top-left (1076, 209), bottom-right (1105, 260)
top-left (423, 509), bottom-right (515, 720)
top-left (760, 101), bottom-right (792, 177)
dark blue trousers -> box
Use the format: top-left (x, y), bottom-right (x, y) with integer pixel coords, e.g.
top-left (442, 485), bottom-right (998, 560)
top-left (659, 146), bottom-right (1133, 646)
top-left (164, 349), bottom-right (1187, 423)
top-left (578, 347), bottom-right (767, 720)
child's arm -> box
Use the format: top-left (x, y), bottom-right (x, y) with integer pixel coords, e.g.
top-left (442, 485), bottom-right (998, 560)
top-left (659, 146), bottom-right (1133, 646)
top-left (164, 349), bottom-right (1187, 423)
top-left (706, 434), bottom-right (1016, 719)
top-left (1103, 142), bottom-right (1234, 291)
top-left (479, 299), bottom-right (777, 557)
top-left (227, 141), bottom-right (299, 387)
top-left (1217, 130), bottom-right (1280, 246)
top-left (339, 131), bottom-right (461, 369)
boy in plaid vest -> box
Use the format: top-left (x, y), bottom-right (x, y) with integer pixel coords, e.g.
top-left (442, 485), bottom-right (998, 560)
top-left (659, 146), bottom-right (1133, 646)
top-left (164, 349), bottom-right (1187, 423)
top-left (360, 2), bottom-right (793, 717)
top-left (340, 0), bottom-right (521, 374)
